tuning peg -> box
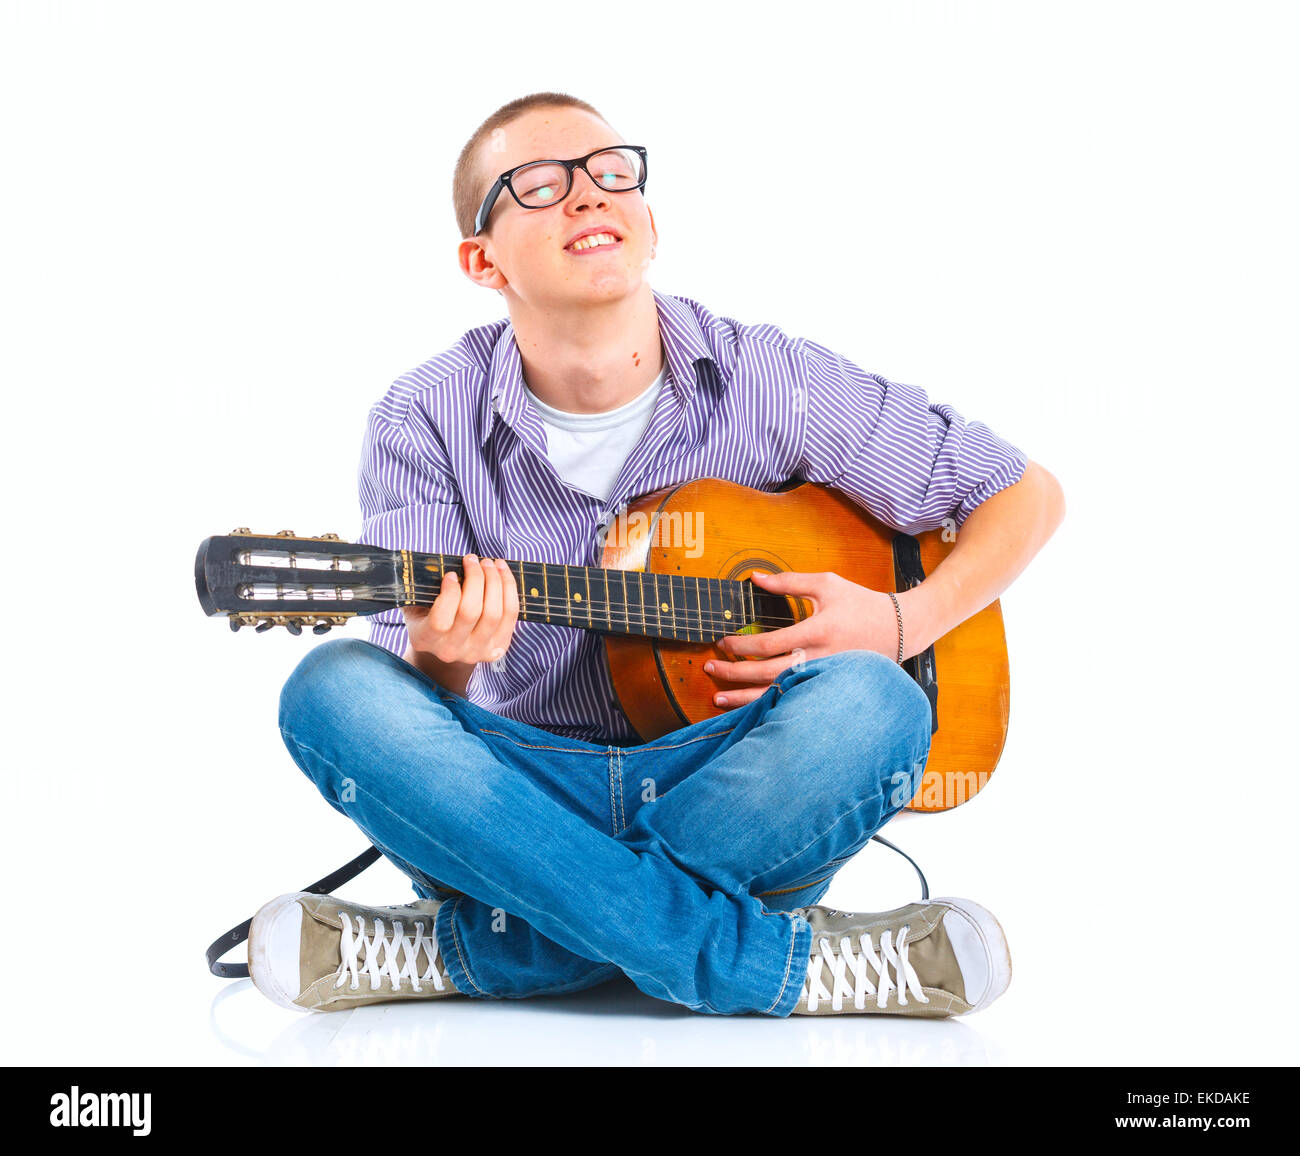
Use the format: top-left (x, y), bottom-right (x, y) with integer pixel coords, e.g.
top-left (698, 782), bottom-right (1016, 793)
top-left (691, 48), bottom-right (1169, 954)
top-left (230, 527), bottom-right (252, 536)
top-left (313, 622), bottom-right (332, 635)
top-left (229, 617), bottom-right (243, 632)
top-left (255, 619), bottom-right (274, 633)
top-left (285, 620), bottom-right (303, 636)
top-left (274, 530), bottom-right (296, 538)
top-left (318, 532), bottom-right (340, 541)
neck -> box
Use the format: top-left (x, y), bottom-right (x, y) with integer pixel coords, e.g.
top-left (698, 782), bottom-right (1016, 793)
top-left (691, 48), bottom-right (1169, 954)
top-left (397, 548), bottom-right (780, 644)
top-left (506, 283), bottom-right (665, 414)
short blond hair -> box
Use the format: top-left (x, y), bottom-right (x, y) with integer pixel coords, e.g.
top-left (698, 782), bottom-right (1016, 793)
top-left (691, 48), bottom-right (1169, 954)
top-left (453, 92), bottom-right (615, 239)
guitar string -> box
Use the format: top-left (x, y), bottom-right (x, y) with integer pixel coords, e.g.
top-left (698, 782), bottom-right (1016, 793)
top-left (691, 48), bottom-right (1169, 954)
top-left (389, 581), bottom-right (797, 631)
top-left (241, 553), bottom-right (794, 629)
top-left (388, 589), bottom-right (795, 633)
top-left (251, 583), bottom-right (798, 633)
top-left (398, 573), bottom-right (778, 606)
top-left (265, 572), bottom-right (777, 623)
top-left (242, 563), bottom-right (800, 630)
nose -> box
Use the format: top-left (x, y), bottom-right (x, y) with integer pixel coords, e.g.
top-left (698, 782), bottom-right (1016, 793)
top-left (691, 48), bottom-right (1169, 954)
top-left (567, 165), bottom-right (613, 213)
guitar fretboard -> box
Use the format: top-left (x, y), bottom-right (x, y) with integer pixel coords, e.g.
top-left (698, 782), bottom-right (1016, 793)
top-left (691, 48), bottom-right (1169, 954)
top-left (402, 551), bottom-right (758, 644)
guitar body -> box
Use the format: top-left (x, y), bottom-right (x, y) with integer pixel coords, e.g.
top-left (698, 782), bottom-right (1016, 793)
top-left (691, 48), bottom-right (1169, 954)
top-left (600, 477), bottom-right (1010, 812)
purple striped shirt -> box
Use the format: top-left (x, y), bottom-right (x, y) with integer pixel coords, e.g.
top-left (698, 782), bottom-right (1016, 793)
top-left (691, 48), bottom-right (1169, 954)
top-left (357, 288), bottom-right (1027, 744)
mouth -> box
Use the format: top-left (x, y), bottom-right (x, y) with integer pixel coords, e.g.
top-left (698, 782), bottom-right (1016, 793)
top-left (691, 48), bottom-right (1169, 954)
top-left (564, 230), bottom-right (624, 255)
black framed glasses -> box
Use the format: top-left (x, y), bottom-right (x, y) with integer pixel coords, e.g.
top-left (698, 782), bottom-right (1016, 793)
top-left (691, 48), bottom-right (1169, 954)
top-left (473, 145), bottom-right (648, 236)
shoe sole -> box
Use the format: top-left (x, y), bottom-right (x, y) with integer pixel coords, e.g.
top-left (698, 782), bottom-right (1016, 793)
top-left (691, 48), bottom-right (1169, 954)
top-left (931, 895), bottom-right (1013, 1012)
top-left (247, 891), bottom-right (316, 1013)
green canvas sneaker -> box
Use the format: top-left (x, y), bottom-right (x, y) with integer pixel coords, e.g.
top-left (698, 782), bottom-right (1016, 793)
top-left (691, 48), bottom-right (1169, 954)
top-left (791, 897), bottom-right (1011, 1016)
top-left (248, 891), bottom-right (462, 1012)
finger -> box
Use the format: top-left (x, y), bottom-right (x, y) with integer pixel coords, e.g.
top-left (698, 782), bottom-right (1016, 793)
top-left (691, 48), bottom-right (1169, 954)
top-left (427, 568), bottom-right (463, 640)
top-left (437, 556), bottom-right (481, 654)
top-left (455, 553), bottom-right (485, 625)
top-left (499, 558), bottom-right (520, 619)
top-left (496, 559), bottom-right (520, 639)
top-left (705, 652), bottom-right (800, 684)
top-left (721, 621), bottom-right (812, 658)
top-left (750, 569), bottom-right (825, 597)
top-left (751, 571), bottom-right (824, 619)
top-left (467, 559), bottom-right (505, 647)
top-left (478, 562), bottom-right (519, 663)
top-left (712, 684), bottom-right (768, 709)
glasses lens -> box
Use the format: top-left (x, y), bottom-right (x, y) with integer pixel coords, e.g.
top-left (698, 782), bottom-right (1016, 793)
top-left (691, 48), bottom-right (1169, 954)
top-left (512, 161), bottom-right (570, 207)
top-left (584, 147), bottom-right (644, 191)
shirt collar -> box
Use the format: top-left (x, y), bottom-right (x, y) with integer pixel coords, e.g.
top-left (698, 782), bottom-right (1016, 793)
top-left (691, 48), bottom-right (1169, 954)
top-left (477, 288), bottom-right (722, 447)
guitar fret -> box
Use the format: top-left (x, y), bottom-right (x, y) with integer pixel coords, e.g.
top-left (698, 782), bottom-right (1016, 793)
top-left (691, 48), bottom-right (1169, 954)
top-left (602, 567), bottom-right (612, 633)
top-left (689, 575), bottom-right (705, 643)
top-left (542, 563), bottom-right (551, 624)
top-left (583, 566), bottom-right (593, 629)
top-left (516, 560), bottom-right (525, 619)
top-left (652, 572), bottom-right (669, 640)
top-left (674, 573), bottom-right (690, 643)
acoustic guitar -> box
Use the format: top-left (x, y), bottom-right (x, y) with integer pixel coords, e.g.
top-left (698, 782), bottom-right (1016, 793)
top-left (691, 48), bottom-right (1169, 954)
top-left (194, 477), bottom-right (1009, 812)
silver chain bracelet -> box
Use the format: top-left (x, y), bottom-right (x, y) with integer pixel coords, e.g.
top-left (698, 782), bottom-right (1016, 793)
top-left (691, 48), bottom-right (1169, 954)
top-left (886, 592), bottom-right (905, 664)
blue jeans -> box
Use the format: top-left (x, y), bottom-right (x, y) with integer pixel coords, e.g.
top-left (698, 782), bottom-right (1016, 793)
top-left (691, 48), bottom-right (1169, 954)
top-left (277, 638), bottom-right (932, 1017)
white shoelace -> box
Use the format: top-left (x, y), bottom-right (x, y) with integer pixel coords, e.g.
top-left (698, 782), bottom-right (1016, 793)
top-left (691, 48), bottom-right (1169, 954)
top-left (801, 925), bottom-right (929, 1012)
top-left (335, 912), bottom-right (449, 995)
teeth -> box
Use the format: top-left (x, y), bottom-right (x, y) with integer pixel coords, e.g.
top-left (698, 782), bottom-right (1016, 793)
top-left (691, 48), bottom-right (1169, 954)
top-left (569, 233), bottom-right (619, 250)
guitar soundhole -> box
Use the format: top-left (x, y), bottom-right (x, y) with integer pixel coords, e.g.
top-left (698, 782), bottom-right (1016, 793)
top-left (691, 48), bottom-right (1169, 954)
top-left (719, 555), bottom-right (808, 627)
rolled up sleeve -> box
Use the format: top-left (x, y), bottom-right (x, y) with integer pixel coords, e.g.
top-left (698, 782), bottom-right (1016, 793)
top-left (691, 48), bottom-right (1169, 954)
top-left (357, 407), bottom-right (477, 657)
top-left (796, 341), bottom-right (1028, 534)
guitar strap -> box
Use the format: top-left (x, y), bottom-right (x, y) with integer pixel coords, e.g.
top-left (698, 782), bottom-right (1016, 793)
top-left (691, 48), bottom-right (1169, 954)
top-left (205, 846), bottom-right (382, 978)
top-left (205, 835), bottom-right (928, 979)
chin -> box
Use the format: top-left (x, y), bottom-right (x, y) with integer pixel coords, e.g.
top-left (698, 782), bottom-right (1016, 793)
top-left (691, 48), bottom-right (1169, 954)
top-left (562, 274), bottom-right (644, 301)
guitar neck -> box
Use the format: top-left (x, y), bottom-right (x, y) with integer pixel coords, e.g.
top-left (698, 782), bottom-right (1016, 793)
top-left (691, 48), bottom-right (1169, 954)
top-left (401, 550), bottom-right (760, 644)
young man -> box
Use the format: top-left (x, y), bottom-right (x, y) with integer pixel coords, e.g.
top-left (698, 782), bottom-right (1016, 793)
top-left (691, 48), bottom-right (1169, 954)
top-left (249, 93), bottom-right (1065, 1018)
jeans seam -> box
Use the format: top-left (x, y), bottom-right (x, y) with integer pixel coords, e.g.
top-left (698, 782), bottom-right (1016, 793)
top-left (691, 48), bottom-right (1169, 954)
top-left (764, 913), bottom-right (802, 1014)
top-left (476, 728), bottom-right (605, 754)
top-left (606, 746), bottom-right (619, 836)
top-left (615, 747), bottom-right (626, 833)
top-left (633, 728), bottom-right (736, 753)
top-left (444, 897), bottom-right (487, 996)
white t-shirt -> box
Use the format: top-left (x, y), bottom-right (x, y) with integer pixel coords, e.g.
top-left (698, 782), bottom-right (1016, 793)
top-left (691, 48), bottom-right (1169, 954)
top-left (521, 366), bottom-right (667, 502)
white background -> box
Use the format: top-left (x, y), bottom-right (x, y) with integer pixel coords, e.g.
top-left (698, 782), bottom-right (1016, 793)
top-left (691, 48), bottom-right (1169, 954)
top-left (2, 0), bottom-right (1295, 1066)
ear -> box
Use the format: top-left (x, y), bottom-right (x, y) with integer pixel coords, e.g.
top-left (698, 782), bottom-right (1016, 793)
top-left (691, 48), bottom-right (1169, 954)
top-left (459, 237), bottom-right (507, 291)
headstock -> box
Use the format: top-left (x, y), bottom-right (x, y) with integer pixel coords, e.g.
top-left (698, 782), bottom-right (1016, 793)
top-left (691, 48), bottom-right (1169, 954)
top-left (195, 528), bottom-right (402, 635)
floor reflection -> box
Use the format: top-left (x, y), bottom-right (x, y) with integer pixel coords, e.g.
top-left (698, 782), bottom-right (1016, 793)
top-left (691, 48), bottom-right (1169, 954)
top-left (211, 975), bottom-right (995, 1066)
